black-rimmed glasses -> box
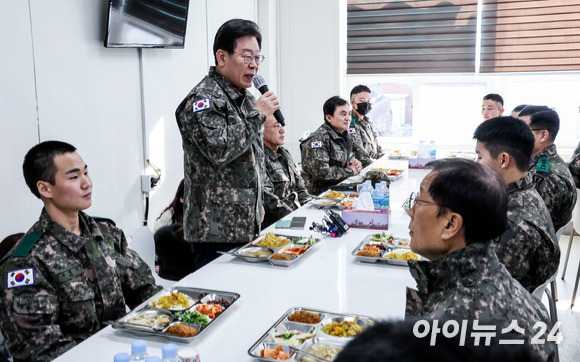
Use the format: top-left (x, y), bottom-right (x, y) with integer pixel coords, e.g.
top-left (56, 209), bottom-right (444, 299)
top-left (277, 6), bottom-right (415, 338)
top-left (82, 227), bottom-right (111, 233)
top-left (233, 52), bottom-right (265, 65)
top-left (404, 192), bottom-right (440, 210)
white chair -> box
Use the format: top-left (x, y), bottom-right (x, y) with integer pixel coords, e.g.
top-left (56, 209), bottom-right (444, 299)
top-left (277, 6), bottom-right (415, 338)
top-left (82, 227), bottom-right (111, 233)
top-left (126, 226), bottom-right (173, 289)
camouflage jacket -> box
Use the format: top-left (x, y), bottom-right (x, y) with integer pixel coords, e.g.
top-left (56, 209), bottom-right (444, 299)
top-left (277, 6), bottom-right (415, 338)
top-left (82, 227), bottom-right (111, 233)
top-left (263, 146), bottom-right (311, 228)
top-left (568, 140), bottom-right (580, 188)
top-left (0, 210), bottom-right (161, 361)
top-left (175, 67), bottom-right (265, 244)
top-left (529, 144), bottom-right (577, 231)
top-left (300, 122), bottom-right (356, 195)
top-left (406, 242), bottom-right (556, 362)
top-left (349, 114), bottom-right (384, 161)
top-left (495, 174), bottom-right (559, 293)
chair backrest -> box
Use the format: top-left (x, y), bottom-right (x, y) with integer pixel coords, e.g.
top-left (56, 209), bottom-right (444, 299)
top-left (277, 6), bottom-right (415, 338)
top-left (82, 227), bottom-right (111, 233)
top-left (573, 195), bottom-right (580, 234)
top-left (126, 226), bottom-right (173, 288)
top-left (532, 267), bottom-right (558, 301)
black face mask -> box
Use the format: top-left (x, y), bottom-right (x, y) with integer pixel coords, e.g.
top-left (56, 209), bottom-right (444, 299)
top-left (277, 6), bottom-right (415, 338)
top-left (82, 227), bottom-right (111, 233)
top-left (356, 102), bottom-right (372, 116)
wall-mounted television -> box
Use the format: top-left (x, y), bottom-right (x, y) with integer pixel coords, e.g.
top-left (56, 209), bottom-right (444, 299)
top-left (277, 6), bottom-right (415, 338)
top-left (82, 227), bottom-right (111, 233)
top-left (104, 0), bottom-right (190, 48)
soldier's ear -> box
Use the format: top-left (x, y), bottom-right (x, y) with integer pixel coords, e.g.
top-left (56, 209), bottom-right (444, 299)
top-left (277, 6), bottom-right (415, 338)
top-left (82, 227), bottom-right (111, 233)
top-left (216, 49), bottom-right (227, 67)
top-left (37, 181), bottom-right (53, 200)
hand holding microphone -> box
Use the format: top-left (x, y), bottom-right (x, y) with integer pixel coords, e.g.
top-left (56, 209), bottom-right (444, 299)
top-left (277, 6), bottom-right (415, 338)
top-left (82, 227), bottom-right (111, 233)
top-left (253, 74), bottom-right (285, 126)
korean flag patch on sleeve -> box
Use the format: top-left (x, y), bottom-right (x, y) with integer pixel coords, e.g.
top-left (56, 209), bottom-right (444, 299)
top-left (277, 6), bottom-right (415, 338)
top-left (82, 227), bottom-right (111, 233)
top-left (7, 268), bottom-right (35, 289)
top-left (192, 98), bottom-right (210, 113)
top-left (311, 141), bottom-right (323, 148)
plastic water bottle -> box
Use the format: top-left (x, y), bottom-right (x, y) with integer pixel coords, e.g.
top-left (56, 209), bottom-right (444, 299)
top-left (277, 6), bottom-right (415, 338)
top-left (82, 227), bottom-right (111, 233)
top-left (371, 184), bottom-right (384, 210)
top-left (145, 357), bottom-right (162, 362)
top-left (130, 340), bottom-right (149, 361)
top-left (161, 344), bottom-right (179, 362)
top-left (114, 353), bottom-right (131, 362)
top-left (417, 140), bottom-right (430, 159)
top-left (380, 181), bottom-right (390, 209)
top-left (429, 140), bottom-right (437, 159)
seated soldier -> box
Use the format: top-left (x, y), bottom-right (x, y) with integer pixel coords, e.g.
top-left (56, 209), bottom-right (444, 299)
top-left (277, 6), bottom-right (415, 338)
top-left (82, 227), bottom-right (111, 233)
top-left (474, 117), bottom-right (558, 292)
top-left (349, 85), bottom-right (384, 161)
top-left (569, 140), bottom-right (580, 188)
top-left (481, 93), bottom-right (504, 121)
top-left (0, 141), bottom-right (161, 361)
top-left (301, 96), bottom-right (368, 195)
top-left (262, 114), bottom-right (311, 228)
top-left (405, 158), bottom-right (556, 361)
top-left (518, 106), bottom-right (577, 231)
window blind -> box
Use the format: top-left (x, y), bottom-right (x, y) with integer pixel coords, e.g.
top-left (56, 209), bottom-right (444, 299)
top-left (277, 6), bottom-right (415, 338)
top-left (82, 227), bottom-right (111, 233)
top-left (480, 0), bottom-right (580, 73)
top-left (347, 0), bottom-right (478, 74)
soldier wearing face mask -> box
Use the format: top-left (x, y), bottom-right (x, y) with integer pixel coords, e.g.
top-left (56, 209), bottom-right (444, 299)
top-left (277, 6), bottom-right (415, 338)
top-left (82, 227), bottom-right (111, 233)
top-left (349, 85), bottom-right (384, 160)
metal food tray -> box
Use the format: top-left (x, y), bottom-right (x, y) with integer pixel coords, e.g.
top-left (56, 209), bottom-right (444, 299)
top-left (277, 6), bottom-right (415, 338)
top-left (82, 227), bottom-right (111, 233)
top-left (229, 234), bottom-right (319, 265)
top-left (352, 234), bottom-right (421, 266)
top-left (112, 287), bottom-right (240, 342)
top-left (248, 307), bottom-right (376, 361)
top-left (314, 190), bottom-right (348, 201)
top-left (367, 168), bottom-right (405, 181)
top-left (268, 242), bottom-right (316, 267)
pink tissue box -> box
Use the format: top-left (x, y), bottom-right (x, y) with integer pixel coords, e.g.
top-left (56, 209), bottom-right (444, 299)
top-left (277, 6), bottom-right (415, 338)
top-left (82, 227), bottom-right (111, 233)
top-left (341, 209), bottom-right (390, 230)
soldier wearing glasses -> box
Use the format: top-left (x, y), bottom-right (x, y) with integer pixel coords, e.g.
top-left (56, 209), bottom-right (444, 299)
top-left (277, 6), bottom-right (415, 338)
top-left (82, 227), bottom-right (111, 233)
top-left (518, 106), bottom-right (577, 231)
top-left (175, 19), bottom-right (280, 269)
top-left (262, 115), bottom-right (311, 228)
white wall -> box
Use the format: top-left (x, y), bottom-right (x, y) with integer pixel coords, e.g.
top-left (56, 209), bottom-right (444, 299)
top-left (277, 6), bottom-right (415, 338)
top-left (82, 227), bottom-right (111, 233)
top-left (0, 0), bottom-right (341, 239)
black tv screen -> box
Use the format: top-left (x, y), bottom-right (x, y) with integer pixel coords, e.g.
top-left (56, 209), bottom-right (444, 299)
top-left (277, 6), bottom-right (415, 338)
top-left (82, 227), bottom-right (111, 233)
top-left (105, 0), bottom-right (190, 48)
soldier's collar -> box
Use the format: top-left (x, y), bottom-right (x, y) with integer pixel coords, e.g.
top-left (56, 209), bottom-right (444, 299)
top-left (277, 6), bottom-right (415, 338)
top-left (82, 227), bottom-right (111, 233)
top-left (530, 144), bottom-right (557, 165)
top-left (506, 174), bottom-right (533, 194)
top-left (264, 145), bottom-right (280, 160)
top-left (209, 66), bottom-right (248, 103)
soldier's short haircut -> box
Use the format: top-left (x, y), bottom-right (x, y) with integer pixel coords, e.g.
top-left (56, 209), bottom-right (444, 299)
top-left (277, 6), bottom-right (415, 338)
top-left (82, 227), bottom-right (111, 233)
top-left (426, 158), bottom-right (508, 245)
top-left (518, 105), bottom-right (550, 117)
top-left (528, 109), bottom-right (560, 142)
top-left (483, 93), bottom-right (504, 108)
top-left (213, 19), bottom-right (262, 65)
top-left (323, 96), bottom-right (349, 120)
top-left (350, 85), bottom-right (371, 99)
top-left (511, 104), bottom-right (528, 115)
top-left (23, 140), bottom-right (77, 199)
top-left (473, 116), bottom-right (534, 172)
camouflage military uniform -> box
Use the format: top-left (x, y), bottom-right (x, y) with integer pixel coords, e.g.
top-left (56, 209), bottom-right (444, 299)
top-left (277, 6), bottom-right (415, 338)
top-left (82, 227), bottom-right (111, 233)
top-left (406, 242), bottom-right (556, 362)
top-left (349, 113), bottom-right (384, 161)
top-left (568, 140), bottom-right (580, 188)
top-left (495, 174), bottom-right (559, 293)
top-left (529, 144), bottom-right (577, 231)
top-left (0, 210), bottom-right (161, 362)
top-left (263, 145), bottom-right (311, 228)
top-left (175, 67), bottom-right (265, 245)
top-left (300, 122), bottom-right (356, 195)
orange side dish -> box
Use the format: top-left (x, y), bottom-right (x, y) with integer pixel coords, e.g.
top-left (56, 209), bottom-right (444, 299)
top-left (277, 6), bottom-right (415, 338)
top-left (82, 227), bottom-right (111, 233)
top-left (195, 304), bottom-right (224, 319)
top-left (260, 345), bottom-right (292, 360)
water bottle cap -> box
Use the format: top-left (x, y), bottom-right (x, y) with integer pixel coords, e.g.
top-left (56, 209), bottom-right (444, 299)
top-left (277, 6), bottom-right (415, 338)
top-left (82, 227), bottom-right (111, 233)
top-left (131, 340), bottom-right (147, 354)
top-left (162, 343), bottom-right (178, 358)
top-left (114, 352), bottom-right (131, 362)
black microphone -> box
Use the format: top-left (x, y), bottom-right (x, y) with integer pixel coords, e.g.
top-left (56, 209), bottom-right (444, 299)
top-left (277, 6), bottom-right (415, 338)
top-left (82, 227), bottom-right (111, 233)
top-left (253, 74), bottom-right (285, 126)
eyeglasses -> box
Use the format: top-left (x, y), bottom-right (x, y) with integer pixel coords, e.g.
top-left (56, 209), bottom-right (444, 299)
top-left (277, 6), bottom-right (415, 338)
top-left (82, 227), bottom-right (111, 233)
top-left (265, 124), bottom-right (283, 130)
top-left (404, 192), bottom-right (440, 210)
top-left (530, 128), bottom-right (546, 132)
top-left (233, 52), bottom-right (265, 65)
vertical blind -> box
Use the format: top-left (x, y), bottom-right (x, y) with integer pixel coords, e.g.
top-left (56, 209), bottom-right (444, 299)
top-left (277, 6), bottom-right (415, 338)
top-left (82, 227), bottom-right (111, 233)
top-left (347, 0), bottom-right (580, 74)
top-left (480, 0), bottom-right (580, 72)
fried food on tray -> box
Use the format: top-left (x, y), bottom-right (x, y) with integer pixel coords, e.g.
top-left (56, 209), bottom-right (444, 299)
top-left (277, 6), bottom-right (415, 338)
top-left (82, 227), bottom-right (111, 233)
top-left (385, 250), bottom-right (419, 261)
top-left (357, 250), bottom-right (380, 258)
top-left (166, 323), bottom-right (199, 337)
top-left (256, 233), bottom-right (291, 248)
top-left (288, 311), bottom-right (321, 324)
top-left (323, 191), bottom-right (345, 199)
top-left (150, 292), bottom-right (192, 310)
top-left (321, 319), bottom-right (364, 337)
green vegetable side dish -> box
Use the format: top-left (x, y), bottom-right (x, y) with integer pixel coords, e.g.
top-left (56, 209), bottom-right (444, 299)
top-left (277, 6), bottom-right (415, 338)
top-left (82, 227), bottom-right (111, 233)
top-left (369, 232), bottom-right (393, 243)
top-left (295, 236), bottom-right (317, 246)
top-left (174, 310), bottom-right (210, 327)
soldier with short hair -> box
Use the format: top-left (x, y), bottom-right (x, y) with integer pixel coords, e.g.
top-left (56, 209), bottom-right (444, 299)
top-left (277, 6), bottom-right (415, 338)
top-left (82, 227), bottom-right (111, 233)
top-left (349, 85), bottom-right (383, 161)
top-left (405, 158), bottom-right (556, 362)
top-left (519, 107), bottom-right (577, 231)
top-left (300, 96), bottom-right (365, 195)
top-left (474, 117), bottom-right (559, 293)
top-left (175, 19), bottom-right (280, 269)
top-left (0, 141), bottom-right (161, 361)
top-left (262, 115), bottom-right (311, 228)
top-left (568, 140), bottom-right (580, 188)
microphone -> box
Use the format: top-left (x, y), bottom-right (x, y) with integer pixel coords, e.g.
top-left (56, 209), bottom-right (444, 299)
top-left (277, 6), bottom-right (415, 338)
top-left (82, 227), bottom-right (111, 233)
top-left (253, 74), bottom-right (285, 126)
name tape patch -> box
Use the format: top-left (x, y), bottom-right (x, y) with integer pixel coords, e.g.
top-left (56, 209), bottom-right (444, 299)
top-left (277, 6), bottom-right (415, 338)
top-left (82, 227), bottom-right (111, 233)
top-left (7, 268), bottom-right (35, 289)
top-left (192, 98), bottom-right (210, 113)
top-left (311, 141), bottom-right (323, 148)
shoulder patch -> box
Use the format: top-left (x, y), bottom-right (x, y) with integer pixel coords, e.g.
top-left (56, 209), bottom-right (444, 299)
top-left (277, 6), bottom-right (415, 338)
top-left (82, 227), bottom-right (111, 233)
top-left (6, 267), bottom-right (35, 289)
top-left (311, 141), bottom-right (323, 148)
top-left (348, 128), bottom-right (356, 134)
top-left (12, 232), bottom-right (43, 258)
top-left (92, 216), bottom-right (116, 226)
top-left (192, 98), bottom-right (210, 113)
top-left (536, 157), bottom-right (550, 173)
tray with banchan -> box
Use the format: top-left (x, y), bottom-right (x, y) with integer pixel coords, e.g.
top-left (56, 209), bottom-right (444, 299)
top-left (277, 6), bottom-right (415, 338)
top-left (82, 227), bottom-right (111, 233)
top-left (352, 233), bottom-right (425, 266)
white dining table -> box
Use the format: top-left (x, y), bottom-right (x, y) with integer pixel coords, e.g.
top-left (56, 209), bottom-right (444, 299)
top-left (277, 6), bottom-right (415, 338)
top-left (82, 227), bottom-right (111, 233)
top-left (54, 159), bottom-right (431, 361)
